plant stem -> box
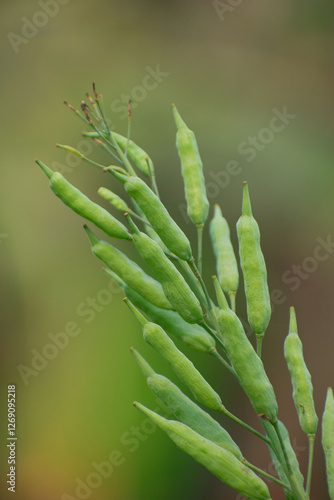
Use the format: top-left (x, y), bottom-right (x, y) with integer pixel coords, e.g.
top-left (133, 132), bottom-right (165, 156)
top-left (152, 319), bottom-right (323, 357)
top-left (220, 407), bottom-right (271, 445)
top-left (197, 225), bottom-right (203, 276)
top-left (306, 434), bottom-right (315, 497)
top-left (272, 421), bottom-right (309, 500)
top-left (256, 335), bottom-right (263, 358)
top-left (242, 459), bottom-right (292, 491)
top-left (210, 348), bottom-right (237, 378)
top-left (229, 292), bottom-right (236, 313)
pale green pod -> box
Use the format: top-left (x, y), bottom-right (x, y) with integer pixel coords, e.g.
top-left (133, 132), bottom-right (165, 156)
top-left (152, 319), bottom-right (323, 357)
top-left (172, 104), bottom-right (209, 227)
top-left (322, 387), bottom-right (334, 499)
top-left (210, 204), bottom-right (239, 300)
top-left (262, 419), bottom-right (305, 500)
top-left (284, 307), bottom-right (318, 437)
top-left (236, 182), bottom-right (271, 338)
top-left (110, 168), bottom-right (192, 261)
top-left (131, 349), bottom-right (242, 458)
top-left (83, 131), bottom-right (154, 176)
top-left (104, 268), bottom-right (214, 352)
top-left (37, 161), bottom-right (131, 240)
top-left (84, 226), bottom-right (172, 310)
top-left (134, 403), bottom-right (272, 500)
top-left (126, 301), bottom-right (222, 411)
top-left (215, 288), bottom-right (278, 423)
top-left (127, 218), bottom-right (203, 324)
top-left (98, 187), bottom-right (129, 212)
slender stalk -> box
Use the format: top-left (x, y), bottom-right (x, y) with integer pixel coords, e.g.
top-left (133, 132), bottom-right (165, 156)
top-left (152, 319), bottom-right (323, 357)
top-left (256, 335), bottom-right (263, 358)
top-left (197, 224), bottom-right (203, 276)
top-left (242, 459), bottom-right (292, 491)
top-left (272, 421), bottom-right (309, 500)
top-left (146, 158), bottom-right (160, 199)
top-left (128, 210), bottom-right (153, 227)
top-left (229, 292), bottom-right (236, 313)
top-left (306, 434), bottom-right (315, 497)
top-left (221, 407), bottom-right (271, 445)
top-left (210, 348), bottom-right (237, 378)
top-left (200, 322), bottom-right (229, 360)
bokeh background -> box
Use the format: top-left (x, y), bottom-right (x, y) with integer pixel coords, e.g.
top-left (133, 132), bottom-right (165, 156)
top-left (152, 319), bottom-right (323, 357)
top-left (1, 1), bottom-right (334, 499)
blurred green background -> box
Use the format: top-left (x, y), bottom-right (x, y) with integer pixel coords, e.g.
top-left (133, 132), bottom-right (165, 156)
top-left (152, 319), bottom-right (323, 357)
top-left (1, 0), bottom-right (333, 498)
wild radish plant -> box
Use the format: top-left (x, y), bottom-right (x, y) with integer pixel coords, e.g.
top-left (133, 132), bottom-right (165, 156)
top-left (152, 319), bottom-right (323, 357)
top-left (37, 85), bottom-right (333, 500)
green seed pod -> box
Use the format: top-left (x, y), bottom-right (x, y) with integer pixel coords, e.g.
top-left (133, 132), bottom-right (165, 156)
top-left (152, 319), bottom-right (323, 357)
top-left (210, 204), bottom-right (239, 304)
top-left (110, 168), bottom-right (192, 261)
top-left (172, 104), bottom-right (209, 227)
top-left (37, 161), bottom-right (131, 240)
top-left (105, 268), bottom-right (214, 352)
top-left (126, 301), bottom-right (222, 411)
top-left (84, 226), bottom-right (172, 310)
top-left (98, 187), bottom-right (129, 212)
top-left (131, 349), bottom-right (242, 458)
top-left (284, 307), bottom-right (318, 437)
top-left (83, 131), bottom-right (154, 176)
top-left (215, 287), bottom-right (278, 423)
top-left (262, 419), bottom-right (305, 500)
top-left (134, 403), bottom-right (271, 500)
top-left (236, 182), bottom-right (271, 338)
top-left (127, 217), bottom-right (202, 324)
top-left (322, 387), bottom-right (334, 499)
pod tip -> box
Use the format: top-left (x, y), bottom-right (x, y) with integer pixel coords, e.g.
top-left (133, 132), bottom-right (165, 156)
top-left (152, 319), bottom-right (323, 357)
top-left (289, 306), bottom-right (298, 334)
top-left (35, 159), bottom-right (53, 179)
top-left (241, 181), bottom-right (252, 216)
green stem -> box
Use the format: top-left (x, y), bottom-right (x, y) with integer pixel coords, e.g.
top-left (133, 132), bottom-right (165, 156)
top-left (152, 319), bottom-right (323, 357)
top-left (210, 348), bottom-right (237, 378)
top-left (256, 335), bottom-right (263, 358)
top-left (128, 210), bottom-right (153, 227)
top-left (221, 407), bottom-right (271, 445)
top-left (197, 225), bottom-right (203, 276)
top-left (272, 421), bottom-right (309, 500)
top-left (229, 292), bottom-right (236, 313)
top-left (306, 434), bottom-right (315, 497)
top-left (242, 459), bottom-right (292, 491)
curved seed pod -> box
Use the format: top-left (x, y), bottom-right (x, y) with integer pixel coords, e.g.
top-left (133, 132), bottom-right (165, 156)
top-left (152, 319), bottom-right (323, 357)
top-left (104, 269), bottom-right (214, 352)
top-left (210, 204), bottom-right (239, 303)
top-left (131, 349), bottom-right (242, 458)
top-left (37, 161), bottom-right (131, 240)
top-left (284, 307), bottom-right (318, 437)
top-left (215, 286), bottom-right (278, 423)
top-left (127, 218), bottom-right (203, 324)
top-left (172, 104), bottom-right (209, 227)
top-left (98, 187), bottom-right (129, 212)
top-left (236, 182), bottom-right (271, 339)
top-left (262, 419), bottom-right (304, 500)
top-left (322, 387), bottom-right (334, 499)
top-left (84, 226), bottom-right (172, 310)
top-left (83, 131), bottom-right (154, 176)
top-left (126, 301), bottom-right (222, 410)
top-left (110, 168), bottom-right (192, 261)
top-left (134, 403), bottom-right (272, 500)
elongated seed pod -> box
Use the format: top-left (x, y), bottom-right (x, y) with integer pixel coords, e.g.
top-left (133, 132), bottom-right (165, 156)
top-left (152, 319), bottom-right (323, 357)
top-left (131, 349), bottom-right (242, 458)
top-left (105, 268), bottom-right (214, 352)
top-left (210, 204), bottom-right (239, 302)
top-left (37, 161), bottom-right (131, 240)
top-left (126, 301), bottom-right (222, 410)
top-left (262, 419), bottom-right (304, 500)
top-left (98, 187), bottom-right (129, 212)
top-left (110, 169), bottom-right (192, 261)
top-left (284, 307), bottom-right (318, 436)
top-left (127, 218), bottom-right (203, 323)
top-left (236, 182), bottom-right (271, 338)
top-left (215, 290), bottom-right (278, 423)
top-left (134, 403), bottom-right (271, 500)
top-left (322, 388), bottom-right (334, 499)
top-left (84, 226), bottom-right (172, 310)
top-left (83, 131), bottom-right (154, 176)
top-left (172, 104), bottom-right (209, 227)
